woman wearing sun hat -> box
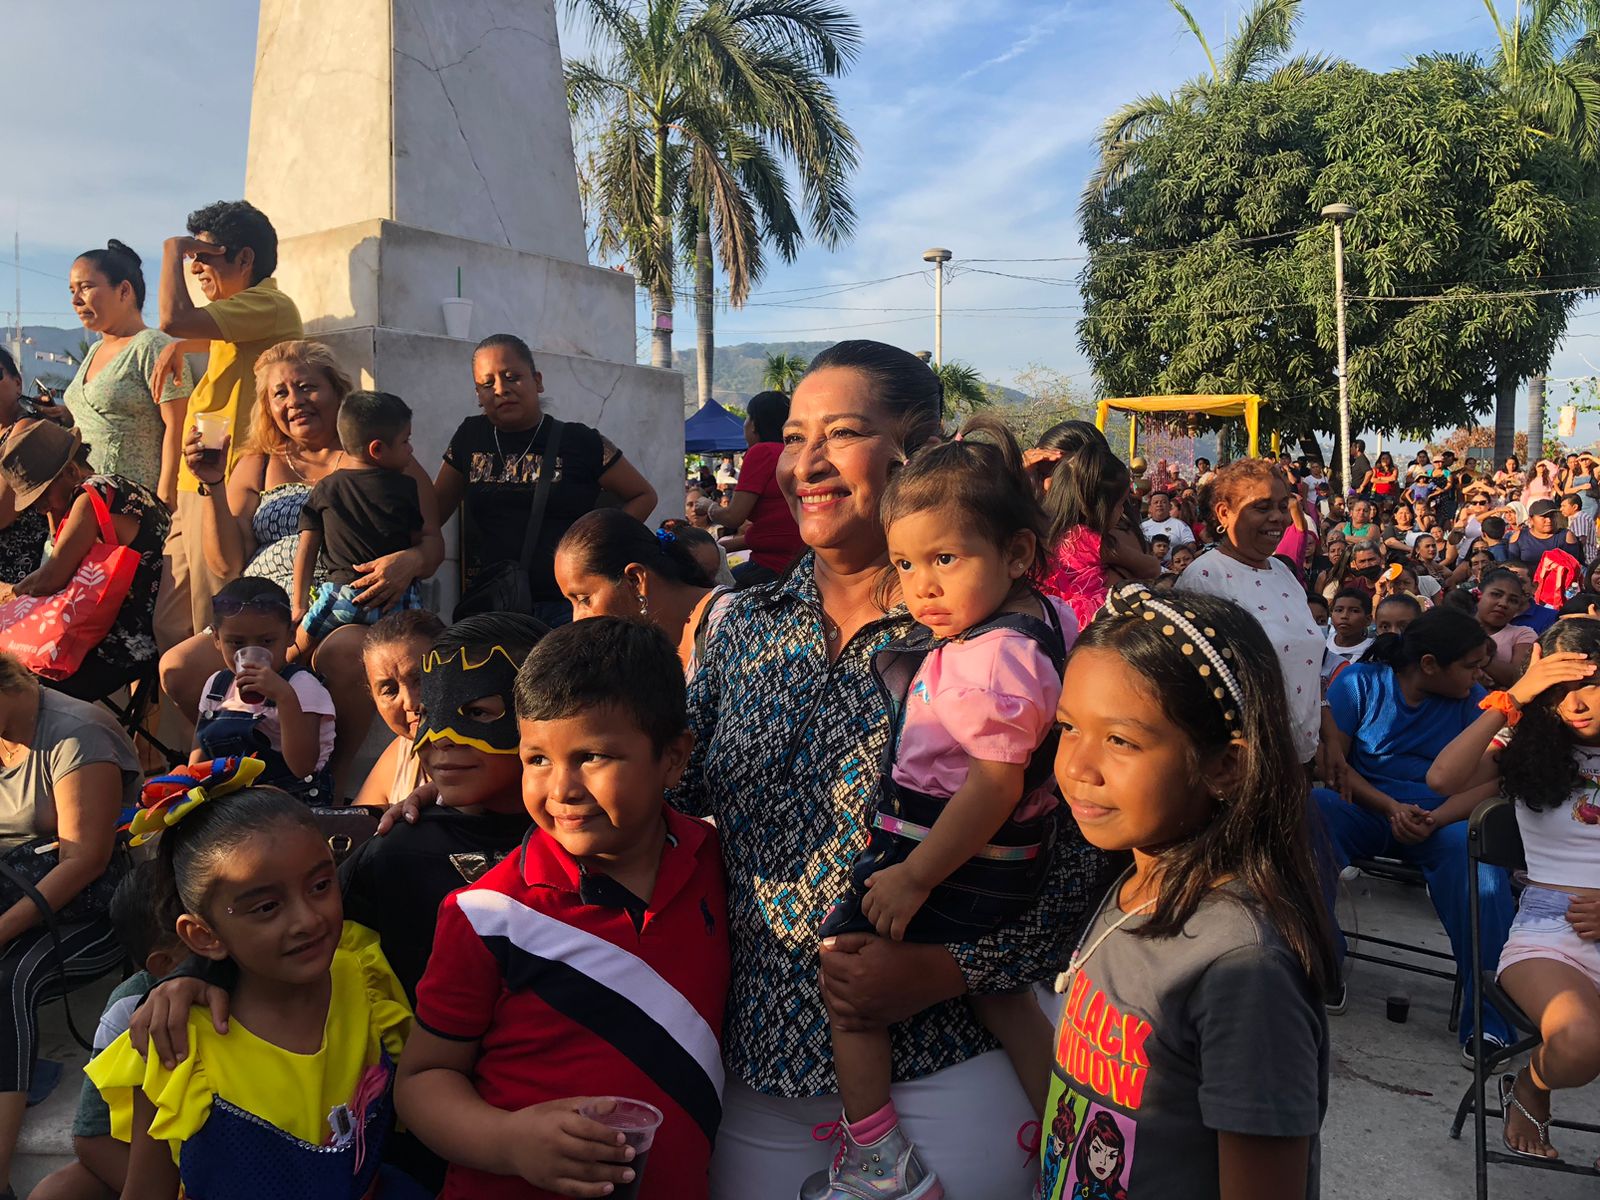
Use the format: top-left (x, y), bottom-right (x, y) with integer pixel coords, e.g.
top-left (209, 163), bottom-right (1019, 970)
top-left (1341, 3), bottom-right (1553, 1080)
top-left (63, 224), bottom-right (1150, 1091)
top-left (0, 420), bottom-right (170, 700)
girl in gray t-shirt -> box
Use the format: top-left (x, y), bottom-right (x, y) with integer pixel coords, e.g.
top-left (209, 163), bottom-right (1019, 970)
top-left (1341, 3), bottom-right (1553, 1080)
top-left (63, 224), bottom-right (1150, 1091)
top-left (1041, 584), bottom-right (1338, 1200)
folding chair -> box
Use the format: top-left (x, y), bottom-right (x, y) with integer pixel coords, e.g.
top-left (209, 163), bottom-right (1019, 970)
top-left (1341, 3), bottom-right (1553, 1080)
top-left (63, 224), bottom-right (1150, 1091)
top-left (1448, 796), bottom-right (1600, 1199)
top-left (1340, 855), bottom-right (1463, 1031)
top-left (96, 661), bottom-right (184, 770)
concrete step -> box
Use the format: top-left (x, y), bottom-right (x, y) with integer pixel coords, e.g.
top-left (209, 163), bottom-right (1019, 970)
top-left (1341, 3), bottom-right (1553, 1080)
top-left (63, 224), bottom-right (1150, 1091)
top-left (14, 976), bottom-right (117, 1198)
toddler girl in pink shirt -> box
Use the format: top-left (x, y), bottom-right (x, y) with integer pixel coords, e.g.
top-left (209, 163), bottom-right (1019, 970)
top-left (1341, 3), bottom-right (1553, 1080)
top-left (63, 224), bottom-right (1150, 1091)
top-left (807, 415), bottom-right (1079, 1200)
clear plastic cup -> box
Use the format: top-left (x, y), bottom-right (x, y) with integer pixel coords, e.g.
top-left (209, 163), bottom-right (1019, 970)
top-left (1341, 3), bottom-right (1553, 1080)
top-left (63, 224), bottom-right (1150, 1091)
top-left (234, 646), bottom-right (274, 705)
top-left (194, 412), bottom-right (229, 473)
top-left (578, 1098), bottom-right (662, 1199)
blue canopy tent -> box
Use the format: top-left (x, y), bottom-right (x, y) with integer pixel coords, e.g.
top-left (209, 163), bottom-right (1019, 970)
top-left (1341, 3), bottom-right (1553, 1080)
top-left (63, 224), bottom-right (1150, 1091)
top-left (684, 399), bottom-right (747, 454)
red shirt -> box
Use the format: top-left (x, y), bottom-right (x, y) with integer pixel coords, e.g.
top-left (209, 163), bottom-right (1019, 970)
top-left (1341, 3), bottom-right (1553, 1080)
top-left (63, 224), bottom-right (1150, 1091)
top-left (734, 441), bottom-right (805, 573)
top-left (415, 807), bottom-right (730, 1200)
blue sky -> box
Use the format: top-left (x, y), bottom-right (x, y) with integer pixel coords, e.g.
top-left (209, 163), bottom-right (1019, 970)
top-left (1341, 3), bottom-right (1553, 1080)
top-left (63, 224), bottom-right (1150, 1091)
top-left (10, 0), bottom-right (1598, 441)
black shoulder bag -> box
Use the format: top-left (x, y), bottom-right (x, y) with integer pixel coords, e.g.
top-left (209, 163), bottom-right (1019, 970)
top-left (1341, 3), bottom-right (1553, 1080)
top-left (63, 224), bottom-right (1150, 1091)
top-left (454, 418), bottom-right (566, 621)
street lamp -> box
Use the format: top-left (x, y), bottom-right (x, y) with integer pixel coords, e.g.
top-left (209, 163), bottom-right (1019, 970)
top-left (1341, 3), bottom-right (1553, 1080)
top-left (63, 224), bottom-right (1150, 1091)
top-left (1321, 204), bottom-right (1355, 493)
top-left (922, 248), bottom-right (952, 367)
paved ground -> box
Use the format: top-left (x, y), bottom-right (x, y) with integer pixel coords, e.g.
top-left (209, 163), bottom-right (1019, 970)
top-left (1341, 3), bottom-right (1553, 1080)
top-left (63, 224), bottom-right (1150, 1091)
top-left (15, 871), bottom-right (1600, 1197)
top-left (1325, 872), bottom-right (1600, 1200)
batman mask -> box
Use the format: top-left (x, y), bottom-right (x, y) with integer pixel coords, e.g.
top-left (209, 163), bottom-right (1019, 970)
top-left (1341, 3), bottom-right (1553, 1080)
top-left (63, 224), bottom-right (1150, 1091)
top-left (414, 643), bottom-right (522, 755)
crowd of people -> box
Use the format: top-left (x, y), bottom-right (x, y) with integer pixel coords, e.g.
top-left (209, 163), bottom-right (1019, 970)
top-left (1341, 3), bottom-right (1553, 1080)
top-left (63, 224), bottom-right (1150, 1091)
top-left (0, 196), bottom-right (1596, 1200)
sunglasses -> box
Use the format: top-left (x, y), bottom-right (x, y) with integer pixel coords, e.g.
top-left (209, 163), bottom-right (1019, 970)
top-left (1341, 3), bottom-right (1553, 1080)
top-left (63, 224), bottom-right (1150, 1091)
top-left (212, 595), bottom-right (292, 619)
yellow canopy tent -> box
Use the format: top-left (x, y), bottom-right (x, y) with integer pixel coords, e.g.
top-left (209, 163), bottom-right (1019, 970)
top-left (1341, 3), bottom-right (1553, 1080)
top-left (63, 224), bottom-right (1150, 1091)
top-left (1094, 394), bottom-right (1265, 459)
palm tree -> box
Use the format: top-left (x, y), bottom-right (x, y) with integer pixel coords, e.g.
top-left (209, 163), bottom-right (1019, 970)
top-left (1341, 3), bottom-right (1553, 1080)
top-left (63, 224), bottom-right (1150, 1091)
top-left (566, 0), bottom-right (860, 392)
top-left (762, 351), bottom-right (809, 391)
top-left (1086, 0), bottom-right (1337, 199)
top-left (1469, 0), bottom-right (1600, 461)
top-left (935, 361), bottom-right (990, 417)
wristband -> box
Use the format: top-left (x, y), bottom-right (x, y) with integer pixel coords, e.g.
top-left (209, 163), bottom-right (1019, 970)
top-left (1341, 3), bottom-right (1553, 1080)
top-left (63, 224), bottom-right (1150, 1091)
top-left (1479, 690), bottom-right (1522, 728)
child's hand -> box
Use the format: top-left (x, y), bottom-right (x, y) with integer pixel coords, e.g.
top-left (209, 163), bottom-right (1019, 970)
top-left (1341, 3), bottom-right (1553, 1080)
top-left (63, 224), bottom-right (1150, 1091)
top-left (291, 603), bottom-right (307, 629)
top-left (235, 660), bottom-right (293, 705)
top-left (860, 862), bottom-right (932, 941)
top-left (505, 1098), bottom-right (637, 1197)
top-left (1568, 895), bottom-right (1600, 942)
top-left (128, 977), bottom-right (231, 1070)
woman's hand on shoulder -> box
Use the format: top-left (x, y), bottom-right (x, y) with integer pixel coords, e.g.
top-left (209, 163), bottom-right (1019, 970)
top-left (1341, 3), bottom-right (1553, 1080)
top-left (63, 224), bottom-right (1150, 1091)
top-left (129, 977), bottom-right (231, 1070)
top-left (376, 782), bottom-right (439, 834)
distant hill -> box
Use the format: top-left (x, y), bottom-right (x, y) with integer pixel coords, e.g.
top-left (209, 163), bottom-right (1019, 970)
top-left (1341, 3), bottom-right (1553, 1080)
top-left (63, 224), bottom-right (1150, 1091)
top-left (674, 340), bottom-right (1024, 413)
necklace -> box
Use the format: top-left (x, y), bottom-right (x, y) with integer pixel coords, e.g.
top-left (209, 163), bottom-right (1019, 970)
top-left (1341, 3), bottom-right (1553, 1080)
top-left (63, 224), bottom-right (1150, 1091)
top-left (493, 414), bottom-right (547, 478)
top-left (284, 447), bottom-right (344, 483)
top-left (1054, 867), bottom-right (1155, 995)
top-left (819, 593), bottom-right (880, 644)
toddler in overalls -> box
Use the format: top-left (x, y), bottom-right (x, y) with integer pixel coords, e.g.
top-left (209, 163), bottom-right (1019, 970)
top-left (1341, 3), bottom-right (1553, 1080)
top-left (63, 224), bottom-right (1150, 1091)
top-left (194, 577), bottom-right (337, 802)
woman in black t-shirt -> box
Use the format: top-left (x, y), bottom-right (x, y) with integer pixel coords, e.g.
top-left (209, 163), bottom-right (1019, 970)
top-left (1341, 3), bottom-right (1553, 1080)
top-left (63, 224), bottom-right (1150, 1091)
top-left (433, 333), bottom-right (657, 625)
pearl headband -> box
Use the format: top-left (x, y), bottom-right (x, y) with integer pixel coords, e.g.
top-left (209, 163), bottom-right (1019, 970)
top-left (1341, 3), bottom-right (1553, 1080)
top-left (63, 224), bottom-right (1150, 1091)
top-left (1101, 583), bottom-right (1247, 737)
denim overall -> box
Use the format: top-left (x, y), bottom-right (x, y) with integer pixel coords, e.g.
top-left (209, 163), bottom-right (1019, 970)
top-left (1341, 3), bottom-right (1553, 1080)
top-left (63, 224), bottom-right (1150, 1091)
top-left (820, 597), bottom-right (1068, 942)
top-left (196, 666), bottom-right (334, 804)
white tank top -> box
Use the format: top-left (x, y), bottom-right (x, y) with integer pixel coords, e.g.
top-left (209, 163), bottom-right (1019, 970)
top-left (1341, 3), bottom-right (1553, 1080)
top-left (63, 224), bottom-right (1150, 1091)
top-left (1504, 741), bottom-right (1600, 889)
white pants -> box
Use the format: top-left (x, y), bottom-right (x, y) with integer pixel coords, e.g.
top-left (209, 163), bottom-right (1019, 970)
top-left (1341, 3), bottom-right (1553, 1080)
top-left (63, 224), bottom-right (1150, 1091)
top-left (710, 1050), bottom-right (1039, 1200)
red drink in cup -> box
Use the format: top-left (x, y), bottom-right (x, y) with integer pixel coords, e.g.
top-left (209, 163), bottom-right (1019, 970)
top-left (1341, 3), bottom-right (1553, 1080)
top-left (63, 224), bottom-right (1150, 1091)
top-left (234, 646), bottom-right (273, 705)
top-left (578, 1098), bottom-right (662, 1200)
top-left (194, 412), bottom-right (228, 472)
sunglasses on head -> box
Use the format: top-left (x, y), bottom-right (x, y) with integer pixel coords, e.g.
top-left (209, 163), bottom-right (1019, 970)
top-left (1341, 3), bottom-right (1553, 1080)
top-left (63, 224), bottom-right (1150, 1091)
top-left (212, 595), bottom-right (292, 619)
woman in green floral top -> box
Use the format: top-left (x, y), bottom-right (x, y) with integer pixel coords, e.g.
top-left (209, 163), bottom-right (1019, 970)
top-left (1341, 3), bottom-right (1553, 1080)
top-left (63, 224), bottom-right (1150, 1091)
top-left (63, 241), bottom-right (192, 505)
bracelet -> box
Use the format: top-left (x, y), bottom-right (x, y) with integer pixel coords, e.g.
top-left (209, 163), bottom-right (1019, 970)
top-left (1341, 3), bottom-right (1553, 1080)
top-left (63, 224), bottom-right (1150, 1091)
top-left (1479, 690), bottom-right (1523, 728)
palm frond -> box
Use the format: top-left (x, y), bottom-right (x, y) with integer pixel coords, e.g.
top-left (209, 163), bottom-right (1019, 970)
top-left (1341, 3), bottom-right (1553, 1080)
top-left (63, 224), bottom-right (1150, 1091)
top-left (1168, 0), bottom-right (1220, 80)
top-left (1222, 0), bottom-right (1301, 84)
top-left (1267, 51), bottom-right (1343, 83)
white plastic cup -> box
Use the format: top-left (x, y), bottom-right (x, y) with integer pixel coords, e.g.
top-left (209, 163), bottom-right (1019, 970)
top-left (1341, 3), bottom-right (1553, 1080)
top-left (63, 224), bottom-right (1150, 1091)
top-left (441, 297), bottom-right (474, 340)
top-left (233, 646), bottom-right (274, 706)
top-left (578, 1097), bottom-right (662, 1199)
top-left (194, 411), bottom-right (229, 473)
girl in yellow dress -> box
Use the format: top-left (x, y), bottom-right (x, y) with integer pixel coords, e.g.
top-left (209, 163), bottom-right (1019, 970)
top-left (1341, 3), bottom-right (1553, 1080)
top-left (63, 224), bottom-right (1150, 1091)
top-left (88, 759), bottom-right (424, 1199)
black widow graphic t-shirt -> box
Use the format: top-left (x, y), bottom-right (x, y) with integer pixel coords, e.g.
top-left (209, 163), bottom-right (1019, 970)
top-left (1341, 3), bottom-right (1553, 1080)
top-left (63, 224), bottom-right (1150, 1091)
top-left (443, 414), bottom-right (621, 601)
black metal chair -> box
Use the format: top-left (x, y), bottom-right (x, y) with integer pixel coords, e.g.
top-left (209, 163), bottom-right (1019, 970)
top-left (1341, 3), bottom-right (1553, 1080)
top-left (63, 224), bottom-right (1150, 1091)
top-left (96, 661), bottom-right (184, 769)
top-left (1448, 796), bottom-right (1600, 1199)
top-left (1340, 855), bottom-right (1463, 1031)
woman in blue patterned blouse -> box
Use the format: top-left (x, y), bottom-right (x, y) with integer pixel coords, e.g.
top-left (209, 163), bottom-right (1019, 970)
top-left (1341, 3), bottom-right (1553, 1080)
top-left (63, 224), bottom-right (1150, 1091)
top-left (678, 340), bottom-right (1112, 1200)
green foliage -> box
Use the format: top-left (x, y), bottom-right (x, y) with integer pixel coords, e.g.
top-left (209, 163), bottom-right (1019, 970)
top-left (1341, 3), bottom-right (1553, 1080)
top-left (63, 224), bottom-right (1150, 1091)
top-left (762, 351), bottom-right (810, 391)
top-left (565, 0), bottom-right (860, 370)
top-left (935, 361), bottom-right (989, 417)
top-left (1078, 59), bottom-right (1600, 439)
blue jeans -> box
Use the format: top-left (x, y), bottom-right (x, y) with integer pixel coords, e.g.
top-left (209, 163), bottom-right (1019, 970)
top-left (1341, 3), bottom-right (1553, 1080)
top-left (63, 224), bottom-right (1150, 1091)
top-left (1314, 788), bottom-right (1514, 1045)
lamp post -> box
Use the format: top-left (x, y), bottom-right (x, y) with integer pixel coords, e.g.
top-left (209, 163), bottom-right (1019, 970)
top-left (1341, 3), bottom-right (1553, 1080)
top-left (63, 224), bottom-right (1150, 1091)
top-left (922, 248), bottom-right (952, 366)
top-left (1321, 204), bottom-right (1355, 493)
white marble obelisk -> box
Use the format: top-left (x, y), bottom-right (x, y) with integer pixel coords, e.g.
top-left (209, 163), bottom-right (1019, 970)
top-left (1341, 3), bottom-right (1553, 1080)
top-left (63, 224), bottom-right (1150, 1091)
top-left (244, 0), bottom-right (682, 612)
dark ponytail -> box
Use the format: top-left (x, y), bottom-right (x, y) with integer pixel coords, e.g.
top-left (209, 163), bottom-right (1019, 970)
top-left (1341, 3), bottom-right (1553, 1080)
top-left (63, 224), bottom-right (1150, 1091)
top-left (159, 787), bottom-right (321, 916)
top-left (75, 239), bottom-right (147, 308)
top-left (558, 508), bottom-right (714, 589)
top-left (1034, 420), bottom-right (1129, 547)
top-left (1363, 605), bottom-right (1491, 672)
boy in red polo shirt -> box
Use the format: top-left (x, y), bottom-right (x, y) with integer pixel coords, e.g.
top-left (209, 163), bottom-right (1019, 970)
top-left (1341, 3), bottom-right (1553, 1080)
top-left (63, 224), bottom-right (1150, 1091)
top-left (396, 617), bottom-right (729, 1200)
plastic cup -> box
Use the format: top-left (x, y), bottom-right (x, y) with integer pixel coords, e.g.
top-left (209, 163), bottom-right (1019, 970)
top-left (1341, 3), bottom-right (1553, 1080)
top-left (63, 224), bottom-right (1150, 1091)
top-left (194, 412), bottom-right (229, 473)
top-left (579, 1097), bottom-right (662, 1199)
top-left (234, 646), bottom-right (273, 706)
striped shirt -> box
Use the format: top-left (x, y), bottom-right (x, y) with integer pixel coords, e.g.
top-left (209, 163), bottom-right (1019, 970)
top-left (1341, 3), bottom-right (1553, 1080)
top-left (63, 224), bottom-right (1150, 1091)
top-left (677, 553), bottom-right (1111, 1097)
top-left (1568, 508), bottom-right (1597, 563)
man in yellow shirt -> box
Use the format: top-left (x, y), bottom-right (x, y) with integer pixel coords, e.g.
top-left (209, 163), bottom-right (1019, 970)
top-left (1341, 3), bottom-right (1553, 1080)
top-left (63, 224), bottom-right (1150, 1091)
top-left (151, 200), bottom-right (302, 651)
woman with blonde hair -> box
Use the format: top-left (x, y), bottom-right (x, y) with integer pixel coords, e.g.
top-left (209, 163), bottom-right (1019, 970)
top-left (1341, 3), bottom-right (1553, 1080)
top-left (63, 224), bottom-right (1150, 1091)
top-left (158, 339), bottom-right (443, 790)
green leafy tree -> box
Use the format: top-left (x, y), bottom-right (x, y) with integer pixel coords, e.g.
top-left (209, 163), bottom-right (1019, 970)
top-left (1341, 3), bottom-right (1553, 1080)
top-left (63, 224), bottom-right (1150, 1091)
top-left (1455, 0), bottom-right (1600, 457)
top-left (762, 351), bottom-right (809, 391)
top-left (1079, 60), bottom-right (1600, 442)
top-left (566, 0), bottom-right (860, 390)
top-left (1088, 0), bottom-right (1338, 199)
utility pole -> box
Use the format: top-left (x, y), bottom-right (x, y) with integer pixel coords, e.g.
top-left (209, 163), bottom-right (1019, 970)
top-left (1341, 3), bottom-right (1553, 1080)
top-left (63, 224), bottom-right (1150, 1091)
top-left (922, 248), bottom-right (952, 367)
top-left (12, 232), bottom-right (21, 372)
top-left (1321, 204), bottom-right (1356, 493)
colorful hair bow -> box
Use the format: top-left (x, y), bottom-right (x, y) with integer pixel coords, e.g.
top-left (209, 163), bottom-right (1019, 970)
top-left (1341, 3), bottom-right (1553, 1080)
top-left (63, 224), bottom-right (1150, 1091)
top-left (128, 756), bottom-right (266, 846)
top-left (656, 527), bottom-right (678, 547)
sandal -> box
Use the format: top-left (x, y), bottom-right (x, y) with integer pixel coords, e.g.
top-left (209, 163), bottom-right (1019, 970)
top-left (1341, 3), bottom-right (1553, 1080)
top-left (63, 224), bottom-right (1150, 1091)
top-left (1500, 1070), bottom-right (1558, 1161)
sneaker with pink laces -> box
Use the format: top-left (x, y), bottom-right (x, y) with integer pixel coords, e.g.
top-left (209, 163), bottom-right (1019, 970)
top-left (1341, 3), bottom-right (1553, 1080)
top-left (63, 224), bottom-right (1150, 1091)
top-left (797, 1117), bottom-right (944, 1200)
